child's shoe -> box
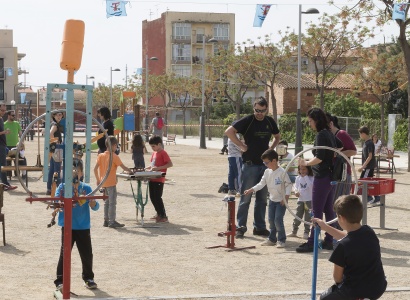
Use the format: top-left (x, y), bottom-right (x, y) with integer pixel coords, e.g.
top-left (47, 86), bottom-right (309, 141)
top-left (277, 241), bottom-right (286, 248)
top-left (84, 279), bottom-right (98, 289)
top-left (260, 239), bottom-right (276, 246)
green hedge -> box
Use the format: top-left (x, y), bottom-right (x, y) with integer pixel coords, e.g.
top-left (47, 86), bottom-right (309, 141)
top-left (393, 118), bottom-right (408, 151)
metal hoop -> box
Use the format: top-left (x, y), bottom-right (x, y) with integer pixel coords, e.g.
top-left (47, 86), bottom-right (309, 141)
top-left (282, 146), bottom-right (358, 226)
top-left (15, 109), bottom-right (112, 197)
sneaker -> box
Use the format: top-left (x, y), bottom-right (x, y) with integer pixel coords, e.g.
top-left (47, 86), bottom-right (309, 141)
top-left (103, 220), bottom-right (108, 227)
top-left (228, 190), bottom-right (237, 196)
top-left (368, 198), bottom-right (376, 205)
top-left (303, 232), bottom-right (309, 240)
top-left (4, 185), bottom-right (17, 191)
top-left (156, 217), bottom-right (169, 223)
top-left (277, 241), bottom-right (286, 248)
top-left (260, 239), bottom-right (277, 246)
top-left (253, 228), bottom-right (270, 236)
top-left (55, 284), bottom-right (63, 291)
top-left (296, 242), bottom-right (314, 253)
top-left (84, 279), bottom-right (98, 289)
top-left (235, 228), bottom-right (245, 239)
top-left (150, 214), bottom-right (158, 220)
top-left (108, 221), bottom-right (125, 228)
top-left (321, 241), bottom-right (334, 250)
top-left (287, 232), bottom-right (298, 237)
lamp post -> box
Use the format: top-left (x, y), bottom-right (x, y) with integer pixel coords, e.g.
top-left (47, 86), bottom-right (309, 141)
top-left (10, 100), bottom-right (15, 113)
top-left (86, 75), bottom-right (94, 85)
top-left (110, 67), bottom-right (121, 116)
top-left (295, 5), bottom-right (319, 155)
top-left (200, 36), bottom-right (218, 149)
top-left (145, 55), bottom-right (158, 141)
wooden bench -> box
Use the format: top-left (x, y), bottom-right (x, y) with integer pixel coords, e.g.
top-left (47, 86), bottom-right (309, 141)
top-left (165, 134), bottom-right (176, 145)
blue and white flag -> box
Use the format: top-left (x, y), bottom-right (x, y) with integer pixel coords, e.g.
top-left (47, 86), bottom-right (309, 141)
top-left (253, 4), bottom-right (272, 27)
top-left (393, 3), bottom-right (407, 21)
top-left (106, 1), bottom-right (128, 18)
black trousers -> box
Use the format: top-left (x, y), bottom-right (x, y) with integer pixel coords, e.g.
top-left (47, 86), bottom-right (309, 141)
top-left (149, 181), bottom-right (166, 218)
top-left (54, 228), bottom-right (94, 286)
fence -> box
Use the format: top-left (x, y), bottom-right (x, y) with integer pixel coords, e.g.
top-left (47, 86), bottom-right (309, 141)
top-left (167, 119), bottom-right (226, 138)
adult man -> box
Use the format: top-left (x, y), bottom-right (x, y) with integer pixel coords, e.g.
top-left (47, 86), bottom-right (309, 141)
top-left (4, 111), bottom-right (27, 179)
top-left (149, 112), bottom-right (166, 137)
top-left (225, 97), bottom-right (280, 238)
top-left (0, 105), bottom-right (17, 191)
top-left (327, 114), bottom-right (357, 200)
top-left (4, 111), bottom-right (22, 150)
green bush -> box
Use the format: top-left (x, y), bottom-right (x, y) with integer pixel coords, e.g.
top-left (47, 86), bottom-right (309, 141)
top-left (393, 118), bottom-right (408, 151)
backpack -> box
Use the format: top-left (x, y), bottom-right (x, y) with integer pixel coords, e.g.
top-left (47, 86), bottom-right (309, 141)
top-left (332, 154), bottom-right (347, 182)
top-left (156, 117), bottom-right (164, 129)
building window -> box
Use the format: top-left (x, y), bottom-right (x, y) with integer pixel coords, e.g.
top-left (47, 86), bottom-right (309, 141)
top-left (172, 44), bottom-right (191, 62)
top-left (213, 43), bottom-right (228, 55)
top-left (173, 23), bottom-right (191, 40)
top-left (0, 81), bottom-right (4, 100)
top-left (172, 65), bottom-right (191, 78)
top-left (306, 92), bottom-right (313, 97)
top-left (213, 24), bottom-right (229, 40)
top-left (0, 58), bottom-right (4, 79)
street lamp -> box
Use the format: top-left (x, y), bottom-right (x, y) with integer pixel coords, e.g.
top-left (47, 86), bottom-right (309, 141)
top-left (145, 55), bottom-right (158, 140)
top-left (200, 36), bottom-right (218, 149)
top-left (295, 5), bottom-right (319, 155)
top-left (110, 67), bottom-right (121, 116)
top-left (86, 75), bottom-right (95, 85)
top-left (10, 100), bottom-right (15, 112)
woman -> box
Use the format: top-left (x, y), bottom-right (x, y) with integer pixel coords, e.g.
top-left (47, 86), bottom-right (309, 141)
top-left (46, 112), bottom-right (63, 195)
top-left (296, 108), bottom-right (343, 253)
top-left (372, 134), bottom-right (382, 154)
top-left (97, 107), bottom-right (114, 154)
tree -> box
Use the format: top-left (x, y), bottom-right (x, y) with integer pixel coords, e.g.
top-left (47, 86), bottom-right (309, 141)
top-left (209, 45), bottom-right (260, 121)
top-left (238, 34), bottom-right (294, 121)
top-left (353, 43), bottom-right (406, 143)
top-left (92, 83), bottom-right (124, 112)
top-left (295, 11), bottom-right (373, 109)
top-left (345, 0), bottom-right (410, 171)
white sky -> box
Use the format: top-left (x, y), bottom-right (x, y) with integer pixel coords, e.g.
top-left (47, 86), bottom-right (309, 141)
top-left (1, 0), bottom-right (400, 90)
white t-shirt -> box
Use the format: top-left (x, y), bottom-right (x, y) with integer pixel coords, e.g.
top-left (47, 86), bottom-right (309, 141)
top-left (294, 175), bottom-right (314, 202)
top-left (252, 167), bottom-right (292, 202)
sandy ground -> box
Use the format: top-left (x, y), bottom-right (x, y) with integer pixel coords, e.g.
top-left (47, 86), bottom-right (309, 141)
top-left (1, 136), bottom-right (410, 300)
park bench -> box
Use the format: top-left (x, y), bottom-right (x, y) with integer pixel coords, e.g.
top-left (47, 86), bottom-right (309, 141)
top-left (1, 165), bottom-right (43, 187)
top-left (165, 134), bottom-right (176, 145)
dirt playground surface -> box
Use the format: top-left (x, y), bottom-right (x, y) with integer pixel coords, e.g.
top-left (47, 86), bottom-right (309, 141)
top-left (1, 136), bottom-right (410, 300)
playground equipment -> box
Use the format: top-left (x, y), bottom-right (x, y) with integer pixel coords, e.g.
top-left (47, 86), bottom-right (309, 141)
top-left (207, 195), bottom-right (256, 252)
top-left (117, 170), bottom-right (164, 226)
top-left (12, 20), bottom-right (113, 300)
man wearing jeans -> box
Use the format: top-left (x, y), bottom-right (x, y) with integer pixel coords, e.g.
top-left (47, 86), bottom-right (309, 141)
top-left (225, 97), bottom-right (280, 238)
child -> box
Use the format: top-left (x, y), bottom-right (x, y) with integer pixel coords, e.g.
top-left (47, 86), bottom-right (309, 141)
top-left (358, 126), bottom-right (380, 204)
top-left (145, 135), bottom-right (173, 223)
top-left (54, 160), bottom-right (99, 291)
top-left (277, 140), bottom-right (297, 183)
top-left (312, 195), bottom-right (387, 300)
top-left (287, 165), bottom-right (313, 240)
top-left (131, 133), bottom-right (147, 169)
top-left (227, 134), bottom-right (242, 196)
top-left (244, 149), bottom-right (292, 248)
top-left (94, 136), bottom-right (132, 228)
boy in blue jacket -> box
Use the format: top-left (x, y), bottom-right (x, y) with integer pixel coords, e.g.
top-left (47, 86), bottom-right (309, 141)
top-left (53, 160), bottom-right (99, 291)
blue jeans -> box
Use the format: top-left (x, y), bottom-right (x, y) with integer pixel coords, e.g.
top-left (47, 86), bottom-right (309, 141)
top-left (47, 157), bottom-right (62, 191)
top-left (0, 146), bottom-right (10, 185)
top-left (228, 157), bottom-right (242, 191)
top-left (236, 163), bottom-right (268, 232)
top-left (268, 201), bottom-right (286, 243)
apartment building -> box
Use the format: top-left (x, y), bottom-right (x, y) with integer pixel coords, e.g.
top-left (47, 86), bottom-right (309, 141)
top-left (142, 11), bottom-right (235, 121)
top-left (0, 29), bottom-right (27, 109)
